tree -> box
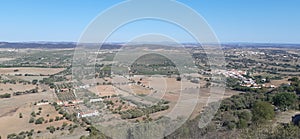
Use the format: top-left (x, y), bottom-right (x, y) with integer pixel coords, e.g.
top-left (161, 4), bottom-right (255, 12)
top-left (35, 117), bottom-right (44, 124)
top-left (32, 79), bottom-right (38, 85)
top-left (62, 122), bottom-right (68, 129)
top-left (252, 101), bottom-right (275, 123)
top-left (19, 113), bottom-right (23, 118)
top-left (47, 126), bottom-right (56, 133)
top-left (29, 117), bottom-right (35, 123)
top-left (31, 111), bottom-right (36, 117)
top-left (273, 92), bottom-right (297, 110)
top-left (288, 77), bottom-right (299, 82)
top-left (237, 119), bottom-right (248, 129)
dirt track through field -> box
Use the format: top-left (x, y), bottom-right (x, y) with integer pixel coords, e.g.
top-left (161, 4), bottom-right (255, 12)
top-left (0, 107), bottom-right (19, 117)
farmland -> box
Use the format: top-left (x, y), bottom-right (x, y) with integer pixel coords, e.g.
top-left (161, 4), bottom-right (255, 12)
top-left (0, 43), bottom-right (299, 139)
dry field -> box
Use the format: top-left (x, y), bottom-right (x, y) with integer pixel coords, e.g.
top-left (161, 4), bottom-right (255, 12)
top-left (89, 75), bottom-right (240, 123)
top-left (275, 110), bottom-right (300, 124)
top-left (16, 75), bottom-right (49, 82)
top-left (0, 58), bottom-right (15, 62)
top-left (0, 83), bottom-right (36, 94)
top-left (89, 85), bottom-right (118, 97)
top-left (0, 90), bottom-right (57, 117)
top-left (0, 89), bottom-right (69, 138)
top-left (0, 104), bottom-right (73, 138)
top-left (117, 76), bottom-right (238, 120)
top-left (130, 85), bottom-right (151, 95)
top-left (270, 79), bottom-right (290, 86)
top-left (131, 76), bottom-right (200, 92)
top-left (0, 67), bottom-right (65, 75)
top-left (144, 88), bottom-right (241, 121)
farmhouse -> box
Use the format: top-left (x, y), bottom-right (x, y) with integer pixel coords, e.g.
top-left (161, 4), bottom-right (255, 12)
top-left (36, 102), bottom-right (49, 106)
top-left (77, 110), bottom-right (99, 118)
top-left (90, 98), bottom-right (103, 103)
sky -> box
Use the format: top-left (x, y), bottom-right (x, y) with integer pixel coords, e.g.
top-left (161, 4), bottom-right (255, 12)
top-left (0, 0), bottom-right (299, 43)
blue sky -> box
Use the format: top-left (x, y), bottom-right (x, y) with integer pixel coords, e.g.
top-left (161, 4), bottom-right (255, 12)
top-left (0, 0), bottom-right (299, 43)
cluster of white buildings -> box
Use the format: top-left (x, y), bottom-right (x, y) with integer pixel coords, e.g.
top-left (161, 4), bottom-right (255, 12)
top-left (222, 69), bottom-right (260, 88)
top-left (223, 69), bottom-right (247, 79)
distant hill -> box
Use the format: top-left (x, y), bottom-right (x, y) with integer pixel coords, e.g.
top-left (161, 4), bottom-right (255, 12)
top-left (0, 42), bottom-right (76, 49)
top-left (0, 42), bottom-right (299, 49)
top-left (221, 43), bottom-right (300, 48)
top-left (0, 42), bottom-right (123, 49)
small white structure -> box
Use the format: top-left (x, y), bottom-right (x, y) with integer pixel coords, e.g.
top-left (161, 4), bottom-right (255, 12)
top-left (90, 98), bottom-right (103, 103)
top-left (78, 110), bottom-right (99, 118)
top-left (36, 102), bottom-right (49, 106)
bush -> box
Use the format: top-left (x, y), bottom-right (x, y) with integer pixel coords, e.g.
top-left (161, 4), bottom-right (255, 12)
top-left (55, 116), bottom-right (60, 121)
top-left (35, 117), bottom-right (44, 124)
top-left (31, 111), bottom-right (36, 117)
top-left (46, 126), bottom-right (56, 133)
top-left (29, 117), bottom-right (35, 123)
top-left (0, 93), bottom-right (11, 98)
top-left (19, 113), bottom-right (23, 118)
top-left (62, 122), bottom-right (68, 129)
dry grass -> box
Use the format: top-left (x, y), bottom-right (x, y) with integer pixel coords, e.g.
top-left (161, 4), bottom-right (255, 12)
top-left (130, 85), bottom-right (151, 95)
top-left (0, 101), bottom-right (73, 138)
top-left (0, 58), bottom-right (15, 62)
top-left (275, 110), bottom-right (300, 124)
top-left (89, 85), bottom-right (117, 97)
top-left (0, 83), bottom-right (37, 95)
top-left (0, 67), bottom-right (65, 75)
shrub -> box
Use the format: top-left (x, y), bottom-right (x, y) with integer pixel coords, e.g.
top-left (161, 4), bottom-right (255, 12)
top-left (29, 117), bottom-right (35, 123)
top-left (19, 113), bottom-right (23, 118)
top-left (35, 117), bottom-right (44, 124)
top-left (46, 126), bottom-right (56, 133)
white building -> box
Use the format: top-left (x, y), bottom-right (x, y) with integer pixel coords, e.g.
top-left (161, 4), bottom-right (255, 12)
top-left (78, 110), bottom-right (99, 118)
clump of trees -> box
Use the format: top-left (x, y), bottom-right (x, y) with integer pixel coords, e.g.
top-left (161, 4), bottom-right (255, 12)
top-left (185, 77), bottom-right (300, 137)
top-left (120, 104), bottom-right (169, 119)
top-left (13, 88), bottom-right (38, 96)
top-left (272, 92), bottom-right (297, 110)
top-left (7, 129), bottom-right (34, 139)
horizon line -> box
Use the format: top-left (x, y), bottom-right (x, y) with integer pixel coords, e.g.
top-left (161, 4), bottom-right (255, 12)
top-left (1, 41), bottom-right (300, 45)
